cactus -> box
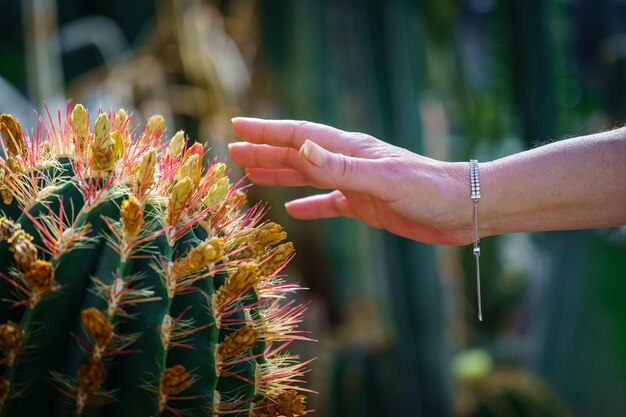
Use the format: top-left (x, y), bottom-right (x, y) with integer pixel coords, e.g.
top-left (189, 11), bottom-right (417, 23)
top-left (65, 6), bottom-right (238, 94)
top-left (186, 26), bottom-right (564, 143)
top-left (0, 104), bottom-right (312, 416)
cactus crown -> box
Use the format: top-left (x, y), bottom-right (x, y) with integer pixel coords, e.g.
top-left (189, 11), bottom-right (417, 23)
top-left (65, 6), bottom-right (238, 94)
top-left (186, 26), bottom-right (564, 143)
top-left (0, 104), bottom-right (311, 416)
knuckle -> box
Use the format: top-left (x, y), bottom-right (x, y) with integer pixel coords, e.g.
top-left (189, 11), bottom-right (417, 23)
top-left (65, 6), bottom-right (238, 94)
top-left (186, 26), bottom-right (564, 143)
top-left (296, 120), bottom-right (314, 134)
top-left (252, 147), bottom-right (260, 167)
top-left (284, 148), bottom-right (298, 168)
top-left (293, 120), bottom-right (315, 145)
top-left (347, 132), bottom-right (374, 143)
top-left (380, 158), bottom-right (405, 182)
top-left (337, 155), bottom-right (357, 181)
top-left (375, 157), bottom-right (413, 200)
top-left (332, 193), bottom-right (348, 215)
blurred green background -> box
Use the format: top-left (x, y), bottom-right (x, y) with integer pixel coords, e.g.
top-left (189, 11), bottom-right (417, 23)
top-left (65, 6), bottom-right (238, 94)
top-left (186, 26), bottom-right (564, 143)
top-left (1, 1), bottom-right (626, 416)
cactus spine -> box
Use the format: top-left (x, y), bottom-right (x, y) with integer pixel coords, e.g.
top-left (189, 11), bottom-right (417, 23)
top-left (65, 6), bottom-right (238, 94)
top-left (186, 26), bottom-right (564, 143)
top-left (0, 105), bottom-right (311, 416)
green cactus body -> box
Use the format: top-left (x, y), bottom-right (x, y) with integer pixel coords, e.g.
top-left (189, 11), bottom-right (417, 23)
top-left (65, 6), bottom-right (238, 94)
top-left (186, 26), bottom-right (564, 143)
top-left (0, 106), bottom-right (310, 416)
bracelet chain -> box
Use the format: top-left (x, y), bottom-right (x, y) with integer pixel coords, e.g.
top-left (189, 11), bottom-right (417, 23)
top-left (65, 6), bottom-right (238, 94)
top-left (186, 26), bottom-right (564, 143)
top-left (470, 160), bottom-right (482, 322)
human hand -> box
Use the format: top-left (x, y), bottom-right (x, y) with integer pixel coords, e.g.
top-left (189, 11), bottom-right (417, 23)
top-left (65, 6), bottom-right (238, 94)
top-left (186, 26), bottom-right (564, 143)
top-left (229, 118), bottom-right (473, 245)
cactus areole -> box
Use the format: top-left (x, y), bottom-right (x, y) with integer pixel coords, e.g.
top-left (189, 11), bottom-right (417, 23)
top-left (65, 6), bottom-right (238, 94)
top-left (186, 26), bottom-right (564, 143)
top-left (0, 105), bottom-right (311, 416)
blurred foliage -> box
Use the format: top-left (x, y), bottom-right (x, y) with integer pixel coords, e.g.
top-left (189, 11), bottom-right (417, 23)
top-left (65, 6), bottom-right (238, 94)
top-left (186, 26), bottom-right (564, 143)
top-left (1, 0), bottom-right (626, 416)
top-left (453, 349), bottom-right (569, 417)
top-left (65, 0), bottom-right (252, 154)
top-left (253, 1), bottom-right (626, 417)
top-left (256, 2), bottom-right (449, 416)
top-left (457, 367), bottom-right (571, 417)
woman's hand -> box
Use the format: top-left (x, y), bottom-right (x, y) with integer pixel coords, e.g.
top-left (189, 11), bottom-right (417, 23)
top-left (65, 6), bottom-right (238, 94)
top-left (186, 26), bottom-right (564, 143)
top-left (229, 118), bottom-right (473, 245)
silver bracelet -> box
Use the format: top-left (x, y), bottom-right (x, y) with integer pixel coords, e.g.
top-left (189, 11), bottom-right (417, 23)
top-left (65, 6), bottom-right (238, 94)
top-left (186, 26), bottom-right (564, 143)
top-left (470, 159), bottom-right (483, 321)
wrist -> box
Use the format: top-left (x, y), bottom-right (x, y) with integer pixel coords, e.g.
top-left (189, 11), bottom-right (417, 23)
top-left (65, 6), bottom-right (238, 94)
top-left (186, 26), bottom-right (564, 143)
top-left (442, 159), bottom-right (503, 245)
top-left (477, 160), bottom-right (497, 236)
top-left (438, 161), bottom-right (476, 245)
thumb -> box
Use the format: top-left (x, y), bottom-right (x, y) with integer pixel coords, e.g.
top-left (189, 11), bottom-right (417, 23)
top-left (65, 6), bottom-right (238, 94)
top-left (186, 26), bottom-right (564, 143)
top-left (299, 139), bottom-right (381, 194)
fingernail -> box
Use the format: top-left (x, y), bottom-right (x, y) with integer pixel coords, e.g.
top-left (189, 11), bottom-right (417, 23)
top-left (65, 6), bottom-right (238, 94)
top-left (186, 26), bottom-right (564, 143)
top-left (232, 116), bottom-right (256, 123)
top-left (302, 140), bottom-right (325, 167)
top-left (231, 116), bottom-right (250, 124)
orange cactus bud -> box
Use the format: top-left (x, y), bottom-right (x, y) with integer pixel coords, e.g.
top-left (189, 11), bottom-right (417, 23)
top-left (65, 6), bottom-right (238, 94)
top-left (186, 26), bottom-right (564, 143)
top-left (214, 262), bottom-right (259, 307)
top-left (81, 308), bottom-right (114, 348)
top-left (0, 114), bottom-right (27, 157)
top-left (121, 196), bottom-right (143, 240)
top-left (77, 359), bottom-right (106, 396)
top-left (217, 325), bottom-right (258, 360)
top-left (160, 365), bottom-right (191, 396)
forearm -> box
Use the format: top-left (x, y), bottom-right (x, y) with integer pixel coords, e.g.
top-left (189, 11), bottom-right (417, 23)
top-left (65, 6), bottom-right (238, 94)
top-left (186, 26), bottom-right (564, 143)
top-left (228, 117), bottom-right (625, 245)
top-left (477, 127), bottom-right (626, 237)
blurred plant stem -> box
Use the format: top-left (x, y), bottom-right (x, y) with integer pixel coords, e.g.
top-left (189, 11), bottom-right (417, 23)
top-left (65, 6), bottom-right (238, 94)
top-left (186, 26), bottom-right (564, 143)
top-left (22, 0), bottom-right (64, 107)
top-left (257, 1), bottom-right (450, 416)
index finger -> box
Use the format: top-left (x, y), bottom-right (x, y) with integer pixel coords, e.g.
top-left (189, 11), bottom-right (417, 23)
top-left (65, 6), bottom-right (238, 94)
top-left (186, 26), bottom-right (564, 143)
top-left (231, 117), bottom-right (367, 156)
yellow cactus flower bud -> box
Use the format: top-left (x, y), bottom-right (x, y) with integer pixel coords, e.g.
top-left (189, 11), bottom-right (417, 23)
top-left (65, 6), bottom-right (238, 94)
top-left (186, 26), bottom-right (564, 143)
top-left (0, 321), bottom-right (24, 367)
top-left (171, 237), bottom-right (224, 279)
top-left (147, 114), bottom-right (165, 140)
top-left (111, 130), bottom-right (125, 161)
top-left (203, 177), bottom-right (230, 208)
top-left (0, 192), bottom-right (11, 206)
top-left (160, 365), bottom-right (191, 397)
top-left (121, 196), bottom-right (143, 240)
top-left (179, 143), bottom-right (203, 179)
top-left (214, 262), bottom-right (259, 307)
top-left (81, 308), bottom-right (114, 348)
top-left (137, 148), bottom-right (157, 188)
top-left (0, 114), bottom-right (27, 157)
top-left (93, 113), bottom-right (111, 149)
top-left (22, 260), bottom-right (55, 293)
top-left (7, 228), bottom-right (32, 248)
top-left (209, 162), bottom-right (226, 179)
top-left (77, 359), bottom-right (106, 396)
top-left (271, 242), bottom-right (294, 265)
top-left (217, 325), bottom-right (257, 360)
top-left (168, 176), bottom-right (194, 222)
top-left (7, 229), bottom-right (36, 271)
top-left (228, 226), bottom-right (253, 245)
top-left (168, 130), bottom-right (185, 157)
top-left (0, 115), bottom-right (26, 205)
top-left (4, 158), bottom-right (23, 175)
top-left (0, 217), bottom-right (17, 242)
top-left (252, 223), bottom-right (287, 254)
top-left (12, 236), bottom-right (37, 272)
top-left (91, 113), bottom-right (116, 170)
top-left (177, 154), bottom-right (201, 183)
top-left (230, 262), bottom-right (260, 292)
top-left (230, 190), bottom-right (247, 210)
top-left (200, 237), bottom-right (224, 263)
top-left (0, 172), bottom-right (13, 205)
top-left (71, 104), bottom-right (89, 145)
top-left (0, 321), bottom-right (24, 354)
top-left (260, 242), bottom-right (294, 276)
top-left (114, 108), bottom-right (128, 132)
top-left (256, 391), bottom-right (307, 417)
